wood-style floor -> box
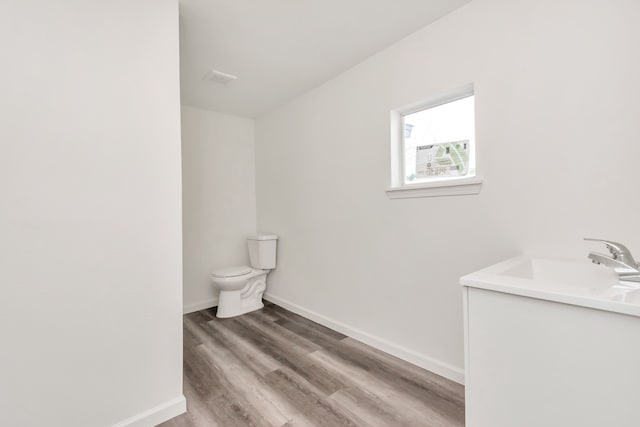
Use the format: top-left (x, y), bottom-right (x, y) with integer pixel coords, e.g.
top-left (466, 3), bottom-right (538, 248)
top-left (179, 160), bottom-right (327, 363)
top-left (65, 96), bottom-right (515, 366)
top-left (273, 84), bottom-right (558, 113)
top-left (160, 302), bottom-right (464, 427)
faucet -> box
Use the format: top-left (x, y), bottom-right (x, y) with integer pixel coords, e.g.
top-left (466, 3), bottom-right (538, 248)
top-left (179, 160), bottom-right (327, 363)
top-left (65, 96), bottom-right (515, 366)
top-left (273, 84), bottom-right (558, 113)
top-left (585, 238), bottom-right (640, 283)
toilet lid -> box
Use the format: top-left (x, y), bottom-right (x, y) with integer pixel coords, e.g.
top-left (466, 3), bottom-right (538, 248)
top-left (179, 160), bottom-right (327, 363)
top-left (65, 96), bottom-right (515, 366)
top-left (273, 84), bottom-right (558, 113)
top-left (211, 265), bottom-right (252, 278)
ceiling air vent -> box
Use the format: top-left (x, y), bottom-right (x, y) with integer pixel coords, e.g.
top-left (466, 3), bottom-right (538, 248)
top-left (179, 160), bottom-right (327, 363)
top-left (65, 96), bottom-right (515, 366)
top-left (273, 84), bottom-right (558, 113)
top-left (204, 69), bottom-right (238, 84)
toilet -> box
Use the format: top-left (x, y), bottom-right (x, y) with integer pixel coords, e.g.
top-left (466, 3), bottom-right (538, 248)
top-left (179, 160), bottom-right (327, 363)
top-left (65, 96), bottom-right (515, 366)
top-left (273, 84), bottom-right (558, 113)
top-left (211, 233), bottom-right (278, 318)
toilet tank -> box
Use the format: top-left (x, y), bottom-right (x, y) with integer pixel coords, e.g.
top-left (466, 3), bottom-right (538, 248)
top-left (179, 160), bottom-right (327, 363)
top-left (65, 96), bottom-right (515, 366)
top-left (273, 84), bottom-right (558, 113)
top-left (247, 234), bottom-right (278, 270)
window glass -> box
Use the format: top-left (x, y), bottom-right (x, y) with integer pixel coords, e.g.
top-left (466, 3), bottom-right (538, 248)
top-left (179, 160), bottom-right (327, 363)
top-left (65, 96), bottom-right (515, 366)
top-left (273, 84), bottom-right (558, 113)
top-left (402, 95), bottom-right (475, 184)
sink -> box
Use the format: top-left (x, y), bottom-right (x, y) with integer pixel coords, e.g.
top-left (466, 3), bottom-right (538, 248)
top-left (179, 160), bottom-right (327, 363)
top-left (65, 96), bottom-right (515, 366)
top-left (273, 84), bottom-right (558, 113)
top-left (502, 257), bottom-right (618, 287)
top-left (461, 256), bottom-right (640, 427)
top-left (461, 256), bottom-right (640, 317)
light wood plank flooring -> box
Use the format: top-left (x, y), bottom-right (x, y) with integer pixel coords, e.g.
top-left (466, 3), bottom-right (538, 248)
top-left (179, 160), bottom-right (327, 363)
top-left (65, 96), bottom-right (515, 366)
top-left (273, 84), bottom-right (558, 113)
top-left (160, 302), bottom-right (464, 427)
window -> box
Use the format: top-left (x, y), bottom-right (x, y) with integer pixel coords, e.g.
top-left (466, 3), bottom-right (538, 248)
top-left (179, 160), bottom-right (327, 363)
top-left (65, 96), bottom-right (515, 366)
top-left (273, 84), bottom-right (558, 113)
top-left (388, 85), bottom-right (482, 199)
top-left (403, 95), bottom-right (475, 184)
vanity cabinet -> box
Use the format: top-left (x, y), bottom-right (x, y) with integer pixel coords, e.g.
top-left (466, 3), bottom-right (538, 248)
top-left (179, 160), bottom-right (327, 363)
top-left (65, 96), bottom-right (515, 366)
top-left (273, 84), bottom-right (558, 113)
top-left (462, 257), bottom-right (640, 427)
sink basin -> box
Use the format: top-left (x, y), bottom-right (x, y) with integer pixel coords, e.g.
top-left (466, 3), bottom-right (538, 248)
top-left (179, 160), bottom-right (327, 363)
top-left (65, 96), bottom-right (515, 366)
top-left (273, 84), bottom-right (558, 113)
top-left (461, 256), bottom-right (640, 317)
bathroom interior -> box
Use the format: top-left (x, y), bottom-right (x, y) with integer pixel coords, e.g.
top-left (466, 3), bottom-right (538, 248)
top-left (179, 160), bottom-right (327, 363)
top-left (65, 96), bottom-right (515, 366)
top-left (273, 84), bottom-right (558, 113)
top-left (3, 0), bottom-right (640, 426)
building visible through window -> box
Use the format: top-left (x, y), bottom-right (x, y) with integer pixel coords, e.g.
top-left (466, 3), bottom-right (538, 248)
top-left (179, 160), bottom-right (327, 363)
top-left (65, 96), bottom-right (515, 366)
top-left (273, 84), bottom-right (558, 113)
top-left (402, 94), bottom-right (475, 185)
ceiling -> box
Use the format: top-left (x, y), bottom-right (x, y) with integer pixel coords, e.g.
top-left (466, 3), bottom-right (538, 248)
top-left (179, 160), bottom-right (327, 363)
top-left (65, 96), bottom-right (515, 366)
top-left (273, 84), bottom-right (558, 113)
top-left (179, 0), bottom-right (470, 118)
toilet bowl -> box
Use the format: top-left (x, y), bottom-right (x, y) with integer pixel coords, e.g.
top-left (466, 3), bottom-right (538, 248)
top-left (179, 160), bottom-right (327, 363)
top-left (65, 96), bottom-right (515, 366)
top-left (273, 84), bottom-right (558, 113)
top-left (211, 234), bottom-right (278, 318)
top-left (212, 267), bottom-right (268, 318)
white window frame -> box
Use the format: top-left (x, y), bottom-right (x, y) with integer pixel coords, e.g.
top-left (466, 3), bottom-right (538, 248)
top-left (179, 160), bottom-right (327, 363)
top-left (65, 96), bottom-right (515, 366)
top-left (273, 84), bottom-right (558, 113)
top-left (387, 84), bottom-right (483, 199)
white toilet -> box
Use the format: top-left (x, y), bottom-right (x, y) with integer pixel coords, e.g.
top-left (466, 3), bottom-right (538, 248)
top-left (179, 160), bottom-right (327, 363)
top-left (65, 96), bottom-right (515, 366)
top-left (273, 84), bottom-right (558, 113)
top-left (211, 233), bottom-right (278, 318)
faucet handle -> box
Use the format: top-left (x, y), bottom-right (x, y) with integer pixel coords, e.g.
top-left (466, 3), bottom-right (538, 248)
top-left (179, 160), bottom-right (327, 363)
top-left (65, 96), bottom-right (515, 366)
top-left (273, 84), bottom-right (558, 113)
top-left (584, 238), bottom-right (636, 265)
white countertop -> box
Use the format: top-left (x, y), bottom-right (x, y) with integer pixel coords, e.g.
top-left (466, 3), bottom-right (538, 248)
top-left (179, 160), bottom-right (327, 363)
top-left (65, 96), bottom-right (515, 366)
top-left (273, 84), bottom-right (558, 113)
top-left (460, 256), bottom-right (640, 317)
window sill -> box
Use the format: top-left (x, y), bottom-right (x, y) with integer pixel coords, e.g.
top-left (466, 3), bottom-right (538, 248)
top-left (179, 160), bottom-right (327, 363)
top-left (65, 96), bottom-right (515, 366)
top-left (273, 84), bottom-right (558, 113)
top-left (386, 176), bottom-right (483, 199)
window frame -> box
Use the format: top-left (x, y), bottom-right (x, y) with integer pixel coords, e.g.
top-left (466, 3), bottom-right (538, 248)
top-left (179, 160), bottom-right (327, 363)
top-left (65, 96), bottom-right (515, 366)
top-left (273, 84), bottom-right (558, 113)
top-left (387, 84), bottom-right (482, 199)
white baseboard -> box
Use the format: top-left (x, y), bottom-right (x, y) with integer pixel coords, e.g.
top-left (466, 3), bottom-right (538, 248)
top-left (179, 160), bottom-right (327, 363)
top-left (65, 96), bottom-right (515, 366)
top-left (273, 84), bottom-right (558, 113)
top-left (183, 297), bottom-right (218, 314)
top-left (263, 292), bottom-right (465, 385)
top-left (112, 395), bottom-right (186, 427)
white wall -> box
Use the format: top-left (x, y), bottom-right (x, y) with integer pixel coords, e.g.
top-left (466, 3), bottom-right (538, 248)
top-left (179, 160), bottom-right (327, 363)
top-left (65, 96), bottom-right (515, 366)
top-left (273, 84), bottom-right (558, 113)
top-left (0, 1), bottom-right (184, 426)
top-left (255, 0), bottom-right (640, 382)
top-left (181, 106), bottom-right (256, 313)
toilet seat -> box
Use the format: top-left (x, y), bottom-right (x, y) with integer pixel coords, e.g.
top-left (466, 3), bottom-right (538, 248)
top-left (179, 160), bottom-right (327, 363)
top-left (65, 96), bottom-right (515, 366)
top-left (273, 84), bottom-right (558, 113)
top-left (211, 265), bottom-right (252, 278)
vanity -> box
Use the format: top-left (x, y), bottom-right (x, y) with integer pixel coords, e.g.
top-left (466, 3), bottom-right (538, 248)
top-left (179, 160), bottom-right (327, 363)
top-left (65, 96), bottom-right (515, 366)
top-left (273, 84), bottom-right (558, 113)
top-left (461, 256), bottom-right (640, 427)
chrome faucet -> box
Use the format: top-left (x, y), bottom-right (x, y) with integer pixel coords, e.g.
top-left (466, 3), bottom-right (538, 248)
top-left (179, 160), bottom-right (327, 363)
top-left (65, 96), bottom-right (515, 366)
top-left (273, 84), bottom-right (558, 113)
top-left (585, 238), bottom-right (640, 283)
